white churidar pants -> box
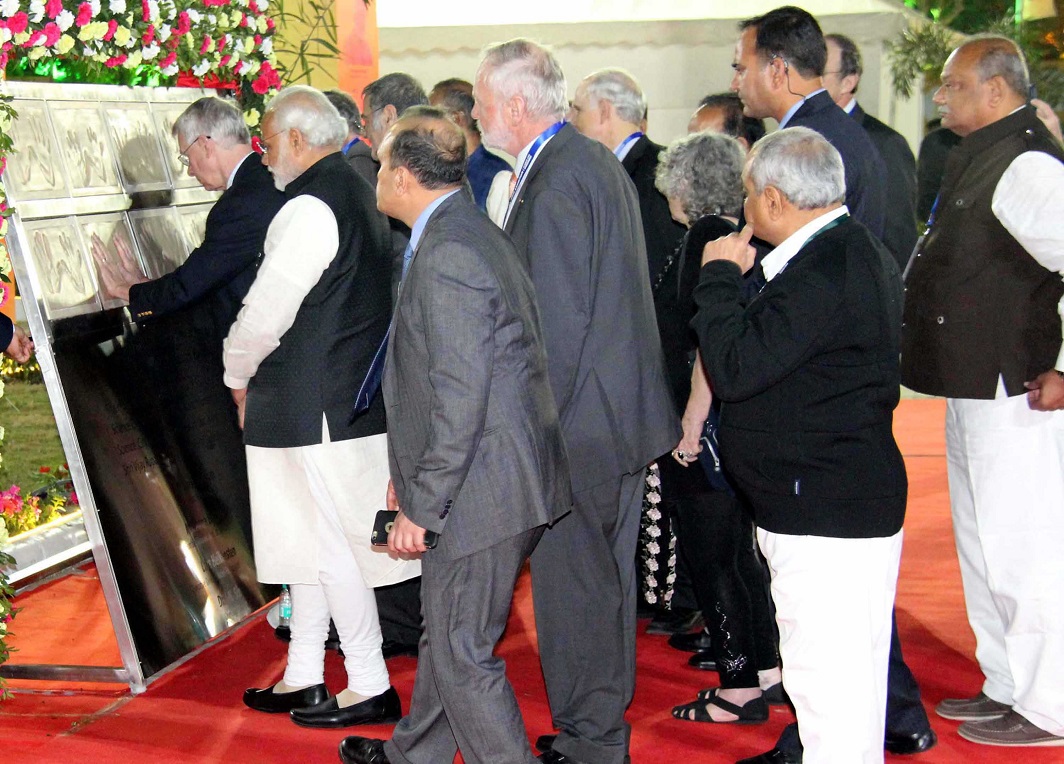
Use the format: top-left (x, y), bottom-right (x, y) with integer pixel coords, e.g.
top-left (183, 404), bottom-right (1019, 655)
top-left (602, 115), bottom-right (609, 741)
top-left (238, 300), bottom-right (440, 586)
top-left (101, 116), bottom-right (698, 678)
top-left (758, 528), bottom-right (902, 764)
top-left (945, 385), bottom-right (1064, 735)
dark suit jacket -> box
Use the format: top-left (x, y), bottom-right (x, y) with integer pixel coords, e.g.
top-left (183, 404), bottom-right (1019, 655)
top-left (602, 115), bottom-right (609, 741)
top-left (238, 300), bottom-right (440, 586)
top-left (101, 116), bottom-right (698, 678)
top-left (344, 138), bottom-right (380, 188)
top-left (0, 313), bottom-right (12, 351)
top-left (852, 103), bottom-right (918, 269)
top-left (504, 124), bottom-right (679, 492)
top-left (691, 216), bottom-right (907, 539)
top-left (128, 156), bottom-right (286, 345)
top-left (789, 91), bottom-right (887, 240)
top-left (383, 191), bottom-right (571, 560)
top-left (621, 135), bottom-right (686, 281)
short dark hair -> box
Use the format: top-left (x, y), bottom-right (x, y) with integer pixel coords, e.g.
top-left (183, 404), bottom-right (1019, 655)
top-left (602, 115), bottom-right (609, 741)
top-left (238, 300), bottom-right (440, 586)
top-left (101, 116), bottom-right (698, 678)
top-left (740, 6), bottom-right (827, 79)
top-left (825, 33), bottom-right (862, 95)
top-left (324, 89), bottom-right (363, 136)
top-left (698, 92), bottom-right (767, 146)
top-left (388, 105), bottom-right (467, 190)
top-left (430, 78), bottom-right (477, 132)
top-left (362, 72), bottom-right (428, 116)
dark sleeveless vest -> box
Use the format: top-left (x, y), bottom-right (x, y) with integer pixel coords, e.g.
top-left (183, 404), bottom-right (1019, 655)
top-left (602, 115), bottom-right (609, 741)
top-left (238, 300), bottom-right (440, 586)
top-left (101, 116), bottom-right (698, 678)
top-left (901, 106), bottom-right (1064, 399)
top-left (244, 152), bottom-right (391, 447)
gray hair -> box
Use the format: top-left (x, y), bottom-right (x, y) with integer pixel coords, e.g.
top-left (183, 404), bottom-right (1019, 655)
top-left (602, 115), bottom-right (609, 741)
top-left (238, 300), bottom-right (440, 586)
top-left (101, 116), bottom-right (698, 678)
top-left (655, 132), bottom-right (745, 222)
top-left (582, 68), bottom-right (646, 125)
top-left (961, 35), bottom-right (1030, 97)
top-left (745, 127), bottom-right (846, 209)
top-left (324, 89), bottom-right (363, 136)
top-left (172, 96), bottom-right (251, 148)
top-left (264, 85), bottom-right (348, 149)
top-left (478, 38), bottom-right (568, 121)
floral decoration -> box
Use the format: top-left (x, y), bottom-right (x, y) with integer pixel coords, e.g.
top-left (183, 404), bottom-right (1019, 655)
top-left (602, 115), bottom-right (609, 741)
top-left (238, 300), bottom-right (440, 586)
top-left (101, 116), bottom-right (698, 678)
top-left (638, 462), bottom-right (677, 609)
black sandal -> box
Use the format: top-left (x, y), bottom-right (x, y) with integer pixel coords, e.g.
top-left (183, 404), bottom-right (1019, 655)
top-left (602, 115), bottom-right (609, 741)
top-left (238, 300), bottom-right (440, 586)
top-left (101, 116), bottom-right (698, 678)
top-left (672, 689), bottom-right (768, 724)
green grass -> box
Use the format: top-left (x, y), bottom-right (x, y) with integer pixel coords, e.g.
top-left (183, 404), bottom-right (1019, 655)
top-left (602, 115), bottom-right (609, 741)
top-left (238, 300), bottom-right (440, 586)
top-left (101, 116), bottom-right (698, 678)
top-left (0, 381), bottom-right (66, 494)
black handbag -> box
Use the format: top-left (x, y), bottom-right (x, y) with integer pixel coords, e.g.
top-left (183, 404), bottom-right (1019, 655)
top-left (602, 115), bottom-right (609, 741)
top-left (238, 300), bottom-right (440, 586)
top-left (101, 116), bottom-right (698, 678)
top-left (699, 403), bottom-right (735, 495)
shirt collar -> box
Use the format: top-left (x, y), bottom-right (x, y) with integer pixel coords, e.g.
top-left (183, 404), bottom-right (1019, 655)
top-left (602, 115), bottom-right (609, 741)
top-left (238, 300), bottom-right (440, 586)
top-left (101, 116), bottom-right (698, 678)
top-left (410, 189), bottom-right (461, 251)
top-left (762, 205), bottom-right (849, 281)
top-left (842, 98), bottom-right (857, 114)
top-left (227, 151), bottom-right (253, 190)
top-left (614, 131), bottom-right (643, 161)
top-left (778, 88), bottom-right (827, 129)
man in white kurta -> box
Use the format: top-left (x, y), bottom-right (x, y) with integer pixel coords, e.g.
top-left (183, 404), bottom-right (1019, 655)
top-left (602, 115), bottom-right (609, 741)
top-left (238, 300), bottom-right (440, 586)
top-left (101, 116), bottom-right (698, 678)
top-left (224, 85), bottom-right (419, 727)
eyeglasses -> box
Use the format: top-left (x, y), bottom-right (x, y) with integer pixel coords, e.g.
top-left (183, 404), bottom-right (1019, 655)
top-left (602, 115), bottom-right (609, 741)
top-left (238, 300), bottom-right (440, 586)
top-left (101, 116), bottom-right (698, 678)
top-left (258, 129), bottom-right (288, 156)
top-left (177, 134), bottom-right (209, 166)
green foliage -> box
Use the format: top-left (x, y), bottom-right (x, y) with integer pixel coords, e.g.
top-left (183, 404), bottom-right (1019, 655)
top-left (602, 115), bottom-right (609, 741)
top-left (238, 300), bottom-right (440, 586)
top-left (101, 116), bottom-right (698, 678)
top-left (0, 546), bottom-right (15, 700)
top-left (889, 22), bottom-right (959, 99)
top-left (271, 0), bottom-right (339, 86)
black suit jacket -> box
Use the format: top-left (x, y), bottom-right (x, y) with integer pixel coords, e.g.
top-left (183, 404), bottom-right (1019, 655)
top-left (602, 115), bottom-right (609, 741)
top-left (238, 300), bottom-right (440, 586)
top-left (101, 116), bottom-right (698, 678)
top-left (789, 91), bottom-right (887, 240)
top-left (621, 135), bottom-right (686, 281)
top-left (691, 216), bottom-right (906, 539)
top-left (128, 156), bottom-right (286, 346)
top-left (344, 138), bottom-right (380, 188)
top-left (504, 124), bottom-right (679, 491)
top-left (852, 103), bottom-right (918, 269)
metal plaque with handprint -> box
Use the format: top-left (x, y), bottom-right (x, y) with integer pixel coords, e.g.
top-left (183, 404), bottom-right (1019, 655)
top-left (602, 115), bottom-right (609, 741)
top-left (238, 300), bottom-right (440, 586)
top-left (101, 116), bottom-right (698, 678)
top-left (4, 100), bottom-right (68, 201)
top-left (21, 217), bottom-right (101, 319)
top-left (50, 103), bottom-right (123, 196)
top-left (80, 213), bottom-right (146, 309)
top-left (104, 102), bottom-right (171, 193)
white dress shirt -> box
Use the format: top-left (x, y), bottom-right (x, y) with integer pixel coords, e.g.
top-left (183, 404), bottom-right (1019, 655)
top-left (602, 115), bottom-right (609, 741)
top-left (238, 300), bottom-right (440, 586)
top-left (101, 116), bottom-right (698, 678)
top-left (761, 205), bottom-right (850, 282)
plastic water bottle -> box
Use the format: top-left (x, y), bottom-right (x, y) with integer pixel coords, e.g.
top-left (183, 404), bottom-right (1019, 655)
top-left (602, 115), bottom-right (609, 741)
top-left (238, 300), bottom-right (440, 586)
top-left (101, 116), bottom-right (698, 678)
top-left (279, 584), bottom-right (292, 627)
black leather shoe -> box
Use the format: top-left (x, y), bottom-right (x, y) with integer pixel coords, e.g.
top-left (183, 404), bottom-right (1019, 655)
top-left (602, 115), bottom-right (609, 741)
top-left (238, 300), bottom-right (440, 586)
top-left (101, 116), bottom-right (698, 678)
top-left (646, 607), bottom-right (703, 636)
top-left (688, 650), bottom-right (718, 671)
top-left (291, 686), bottom-right (402, 728)
top-left (884, 727), bottom-right (937, 755)
top-left (381, 640), bottom-right (418, 659)
top-left (339, 736), bottom-right (390, 764)
top-left (243, 682), bottom-right (329, 713)
top-left (535, 734), bottom-right (557, 752)
top-left (736, 747), bottom-right (802, 764)
top-left (539, 750), bottom-right (582, 764)
top-left (668, 628), bottom-right (712, 653)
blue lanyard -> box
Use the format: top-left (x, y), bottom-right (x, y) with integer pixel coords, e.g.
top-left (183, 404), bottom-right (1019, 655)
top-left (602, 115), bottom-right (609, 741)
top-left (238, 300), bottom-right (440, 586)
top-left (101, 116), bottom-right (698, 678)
top-left (510, 121), bottom-right (566, 201)
top-left (614, 131), bottom-right (643, 158)
top-left (342, 136), bottom-right (360, 156)
top-left (924, 195), bottom-right (940, 233)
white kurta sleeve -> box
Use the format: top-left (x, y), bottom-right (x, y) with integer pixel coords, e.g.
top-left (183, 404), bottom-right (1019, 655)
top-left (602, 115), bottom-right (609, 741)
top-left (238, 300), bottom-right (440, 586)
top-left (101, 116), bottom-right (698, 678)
top-left (223, 195), bottom-right (339, 389)
top-left (991, 150), bottom-right (1064, 370)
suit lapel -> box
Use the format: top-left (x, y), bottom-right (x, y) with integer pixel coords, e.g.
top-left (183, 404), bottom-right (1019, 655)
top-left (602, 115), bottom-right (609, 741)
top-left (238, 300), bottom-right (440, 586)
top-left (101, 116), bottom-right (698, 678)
top-left (621, 135), bottom-right (649, 176)
top-left (504, 124), bottom-right (574, 234)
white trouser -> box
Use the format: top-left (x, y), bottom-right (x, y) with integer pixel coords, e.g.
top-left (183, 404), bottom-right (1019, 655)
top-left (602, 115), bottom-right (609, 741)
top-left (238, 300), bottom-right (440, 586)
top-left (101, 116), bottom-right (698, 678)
top-left (758, 528), bottom-right (902, 764)
top-left (946, 389), bottom-right (1064, 735)
top-left (282, 449), bottom-right (389, 696)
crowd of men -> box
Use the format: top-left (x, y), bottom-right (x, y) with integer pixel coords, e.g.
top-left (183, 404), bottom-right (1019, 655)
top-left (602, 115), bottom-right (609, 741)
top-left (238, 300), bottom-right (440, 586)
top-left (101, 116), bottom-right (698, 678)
top-left (81, 4), bottom-right (1064, 763)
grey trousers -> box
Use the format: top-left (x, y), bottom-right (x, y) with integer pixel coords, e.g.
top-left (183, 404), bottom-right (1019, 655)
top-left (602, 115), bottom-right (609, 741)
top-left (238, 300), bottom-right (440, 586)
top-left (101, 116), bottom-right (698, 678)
top-left (385, 526), bottom-right (543, 764)
top-left (531, 471), bottom-right (645, 764)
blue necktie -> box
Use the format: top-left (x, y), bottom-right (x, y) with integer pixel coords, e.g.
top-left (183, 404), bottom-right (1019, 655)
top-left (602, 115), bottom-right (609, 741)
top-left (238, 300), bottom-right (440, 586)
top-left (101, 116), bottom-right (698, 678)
top-left (350, 244), bottom-right (413, 421)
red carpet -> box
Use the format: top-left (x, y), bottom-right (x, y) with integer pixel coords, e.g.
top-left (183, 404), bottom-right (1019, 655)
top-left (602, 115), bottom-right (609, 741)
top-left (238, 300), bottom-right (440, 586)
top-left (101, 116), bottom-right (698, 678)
top-left (3, 399), bottom-right (1063, 763)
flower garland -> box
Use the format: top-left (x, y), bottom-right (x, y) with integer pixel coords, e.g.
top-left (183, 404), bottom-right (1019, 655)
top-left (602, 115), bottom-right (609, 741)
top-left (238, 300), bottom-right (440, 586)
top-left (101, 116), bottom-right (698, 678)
top-left (0, 0), bottom-right (282, 699)
top-left (638, 462), bottom-right (677, 608)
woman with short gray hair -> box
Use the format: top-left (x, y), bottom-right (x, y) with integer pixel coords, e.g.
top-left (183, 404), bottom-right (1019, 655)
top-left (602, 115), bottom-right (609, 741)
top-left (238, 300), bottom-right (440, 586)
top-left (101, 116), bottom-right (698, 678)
top-left (653, 131), bottom-right (782, 725)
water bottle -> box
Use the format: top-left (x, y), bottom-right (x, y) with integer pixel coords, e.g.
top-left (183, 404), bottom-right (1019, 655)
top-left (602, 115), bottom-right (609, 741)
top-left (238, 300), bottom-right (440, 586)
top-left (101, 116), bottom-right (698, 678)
top-left (279, 584), bottom-right (292, 627)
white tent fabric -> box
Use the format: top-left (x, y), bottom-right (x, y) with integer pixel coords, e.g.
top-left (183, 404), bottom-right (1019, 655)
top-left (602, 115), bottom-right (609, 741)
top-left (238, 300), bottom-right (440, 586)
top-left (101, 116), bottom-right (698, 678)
top-left (377, 0), bottom-right (929, 150)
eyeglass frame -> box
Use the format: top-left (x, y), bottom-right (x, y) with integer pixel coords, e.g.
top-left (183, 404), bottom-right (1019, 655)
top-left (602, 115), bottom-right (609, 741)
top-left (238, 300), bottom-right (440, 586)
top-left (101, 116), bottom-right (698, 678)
top-left (258, 128), bottom-right (290, 156)
top-left (177, 134), bottom-right (210, 166)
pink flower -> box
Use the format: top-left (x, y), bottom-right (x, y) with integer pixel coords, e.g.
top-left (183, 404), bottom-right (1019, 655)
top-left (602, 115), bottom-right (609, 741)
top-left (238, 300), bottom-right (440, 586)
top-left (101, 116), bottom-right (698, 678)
top-left (75, 2), bottom-right (93, 26)
top-left (141, 25), bottom-right (155, 44)
top-left (7, 12), bottom-right (29, 35)
top-left (219, 53), bottom-right (230, 67)
top-left (24, 30), bottom-right (45, 48)
top-left (217, 33), bottom-right (227, 49)
top-left (175, 11), bottom-right (190, 35)
top-left (70, 491), bottom-right (79, 506)
top-left (42, 22), bottom-right (61, 46)
top-left (253, 34), bottom-right (261, 46)
top-left (45, 0), bottom-right (62, 19)
top-left (105, 54), bottom-right (127, 67)
top-left (199, 35), bottom-right (211, 54)
top-left (103, 19), bottom-right (117, 41)
top-left (265, 17), bottom-right (274, 31)
top-left (239, 12), bottom-right (248, 27)
top-left (249, 0), bottom-right (259, 12)
top-left (141, 0), bottom-right (150, 22)
top-left (159, 50), bottom-right (175, 68)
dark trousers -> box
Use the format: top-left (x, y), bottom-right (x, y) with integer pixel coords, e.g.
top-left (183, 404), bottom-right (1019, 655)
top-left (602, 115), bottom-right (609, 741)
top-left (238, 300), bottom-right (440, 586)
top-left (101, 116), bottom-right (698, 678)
top-left (531, 471), bottom-right (644, 764)
top-left (776, 610), bottom-right (930, 756)
top-left (374, 577), bottom-right (422, 646)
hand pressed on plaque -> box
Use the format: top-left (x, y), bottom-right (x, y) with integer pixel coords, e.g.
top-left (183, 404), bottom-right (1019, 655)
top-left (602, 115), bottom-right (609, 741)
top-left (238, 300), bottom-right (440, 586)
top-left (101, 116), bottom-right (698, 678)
top-left (91, 231), bottom-right (147, 302)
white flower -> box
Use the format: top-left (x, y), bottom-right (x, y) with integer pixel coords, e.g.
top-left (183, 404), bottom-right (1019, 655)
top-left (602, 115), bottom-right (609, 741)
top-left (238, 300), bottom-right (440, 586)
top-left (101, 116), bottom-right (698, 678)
top-left (157, 23), bottom-right (170, 41)
top-left (259, 37), bottom-right (271, 56)
top-left (257, 0), bottom-right (268, 9)
top-left (647, 525), bottom-right (661, 538)
top-left (161, 61), bottom-right (179, 76)
top-left (647, 507), bottom-right (661, 521)
top-left (1, 0), bottom-right (20, 18)
top-left (141, 42), bottom-right (159, 59)
top-left (29, 0), bottom-right (45, 23)
top-left (646, 491), bottom-right (660, 505)
top-left (665, 573), bottom-right (676, 584)
top-left (185, 8), bottom-right (200, 23)
top-left (147, 0), bottom-right (158, 20)
top-left (0, 28), bottom-right (10, 44)
top-left (646, 473), bottom-right (660, 488)
top-left (56, 9), bottom-right (74, 31)
top-left (647, 542), bottom-right (660, 555)
top-left (235, 59), bottom-right (251, 76)
top-left (192, 58), bottom-right (211, 77)
top-left (647, 559), bottom-right (658, 572)
top-left (206, 13), bottom-right (216, 25)
top-left (667, 554), bottom-right (677, 567)
top-left (645, 591), bottom-right (657, 604)
top-left (108, 0), bottom-right (126, 13)
top-left (233, 37), bottom-right (245, 53)
top-left (90, 0), bottom-right (101, 14)
top-left (664, 590), bottom-right (674, 603)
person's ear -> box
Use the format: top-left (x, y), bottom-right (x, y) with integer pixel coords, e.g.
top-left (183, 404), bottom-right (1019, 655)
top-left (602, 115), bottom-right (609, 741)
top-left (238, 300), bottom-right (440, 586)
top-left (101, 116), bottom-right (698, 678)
top-left (764, 185), bottom-right (785, 220)
top-left (381, 104), bottom-right (399, 130)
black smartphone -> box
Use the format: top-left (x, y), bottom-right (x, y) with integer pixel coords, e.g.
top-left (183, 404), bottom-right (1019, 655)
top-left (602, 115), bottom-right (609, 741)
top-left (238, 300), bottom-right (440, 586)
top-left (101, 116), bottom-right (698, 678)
top-left (371, 509), bottom-right (439, 549)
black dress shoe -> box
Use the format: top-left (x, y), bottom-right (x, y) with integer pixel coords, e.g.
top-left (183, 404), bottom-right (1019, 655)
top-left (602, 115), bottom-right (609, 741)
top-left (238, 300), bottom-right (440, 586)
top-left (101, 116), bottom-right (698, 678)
top-left (243, 682), bottom-right (329, 713)
top-left (535, 734), bottom-right (557, 752)
top-left (688, 650), bottom-right (718, 671)
top-left (539, 750), bottom-right (582, 764)
top-left (646, 607), bottom-right (703, 636)
top-left (735, 747), bottom-right (802, 764)
top-left (291, 686), bottom-right (402, 728)
top-left (884, 727), bottom-right (937, 755)
top-left (339, 736), bottom-right (390, 764)
top-left (668, 628), bottom-right (712, 653)
top-left (381, 640), bottom-right (419, 659)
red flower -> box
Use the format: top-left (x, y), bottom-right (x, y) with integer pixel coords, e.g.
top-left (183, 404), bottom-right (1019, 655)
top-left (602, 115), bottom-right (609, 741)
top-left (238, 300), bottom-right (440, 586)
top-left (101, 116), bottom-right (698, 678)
top-left (249, 0), bottom-right (259, 12)
top-left (103, 18), bottom-right (118, 41)
top-left (253, 34), bottom-right (261, 46)
top-left (39, 466), bottom-right (51, 473)
top-left (199, 35), bottom-right (211, 54)
top-left (24, 30), bottom-right (45, 48)
top-left (159, 51), bottom-right (176, 68)
top-left (45, 0), bottom-right (62, 19)
top-left (217, 33), bottom-right (227, 50)
top-left (265, 17), bottom-right (274, 31)
top-left (7, 12), bottom-right (29, 35)
top-left (239, 12), bottom-right (248, 27)
top-left (105, 54), bottom-right (127, 67)
top-left (42, 22), bottom-right (61, 46)
top-left (175, 11), bottom-right (191, 36)
top-left (219, 54), bottom-right (230, 67)
top-left (142, 25), bottom-right (155, 45)
top-left (141, 0), bottom-right (150, 22)
top-left (251, 63), bottom-right (281, 95)
top-left (75, 2), bottom-right (93, 26)
top-left (70, 491), bottom-right (79, 506)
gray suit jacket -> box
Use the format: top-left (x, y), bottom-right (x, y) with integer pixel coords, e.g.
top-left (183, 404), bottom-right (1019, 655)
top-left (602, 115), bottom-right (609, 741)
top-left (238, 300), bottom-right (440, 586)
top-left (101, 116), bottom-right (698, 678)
top-left (504, 124), bottom-right (679, 492)
top-left (382, 191), bottom-right (572, 561)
